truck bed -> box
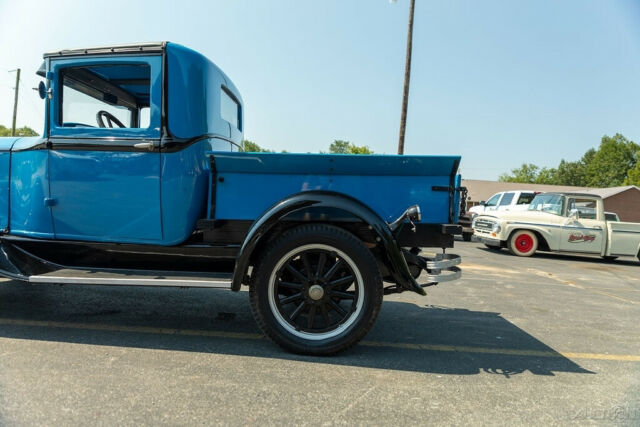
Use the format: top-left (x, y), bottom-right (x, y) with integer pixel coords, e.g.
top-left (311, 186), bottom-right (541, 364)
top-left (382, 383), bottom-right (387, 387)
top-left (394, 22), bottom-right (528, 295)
top-left (207, 152), bottom-right (461, 225)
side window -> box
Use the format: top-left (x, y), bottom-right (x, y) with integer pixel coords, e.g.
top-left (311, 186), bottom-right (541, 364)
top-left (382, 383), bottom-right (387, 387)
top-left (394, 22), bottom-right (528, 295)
top-left (516, 193), bottom-right (535, 204)
top-left (567, 198), bottom-right (598, 219)
top-left (486, 194), bottom-right (502, 207)
top-left (221, 87), bottom-right (242, 131)
top-left (59, 64), bottom-right (151, 129)
top-left (499, 192), bottom-right (514, 206)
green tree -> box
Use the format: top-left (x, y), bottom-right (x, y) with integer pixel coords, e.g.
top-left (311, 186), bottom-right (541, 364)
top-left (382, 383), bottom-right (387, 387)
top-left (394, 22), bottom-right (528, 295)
top-left (554, 160), bottom-right (586, 186)
top-left (498, 163), bottom-right (540, 183)
top-left (328, 140), bottom-right (373, 154)
top-left (241, 139), bottom-right (273, 152)
top-left (534, 167), bottom-right (557, 184)
top-left (624, 154), bottom-right (640, 186)
top-left (0, 125), bottom-right (39, 137)
top-left (583, 134), bottom-right (638, 187)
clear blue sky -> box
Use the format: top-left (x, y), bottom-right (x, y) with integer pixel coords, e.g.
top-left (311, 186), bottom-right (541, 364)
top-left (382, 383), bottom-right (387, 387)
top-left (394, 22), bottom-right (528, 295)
top-left (1, 0), bottom-right (639, 179)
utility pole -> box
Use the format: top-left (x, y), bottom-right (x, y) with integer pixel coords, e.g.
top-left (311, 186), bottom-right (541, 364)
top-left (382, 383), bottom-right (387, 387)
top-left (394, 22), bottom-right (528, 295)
top-left (397, 0), bottom-right (415, 155)
top-left (10, 68), bottom-right (21, 136)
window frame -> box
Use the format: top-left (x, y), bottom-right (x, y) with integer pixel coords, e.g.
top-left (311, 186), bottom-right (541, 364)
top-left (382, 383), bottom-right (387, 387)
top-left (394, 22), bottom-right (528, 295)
top-left (48, 55), bottom-right (162, 141)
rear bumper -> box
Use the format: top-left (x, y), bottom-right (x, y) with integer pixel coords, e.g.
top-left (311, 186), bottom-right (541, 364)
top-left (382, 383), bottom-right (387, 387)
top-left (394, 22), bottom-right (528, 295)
top-left (401, 249), bottom-right (461, 292)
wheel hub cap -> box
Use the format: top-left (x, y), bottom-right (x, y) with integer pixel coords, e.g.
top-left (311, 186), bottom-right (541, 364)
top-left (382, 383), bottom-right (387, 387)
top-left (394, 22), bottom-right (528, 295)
top-left (308, 284), bottom-right (324, 301)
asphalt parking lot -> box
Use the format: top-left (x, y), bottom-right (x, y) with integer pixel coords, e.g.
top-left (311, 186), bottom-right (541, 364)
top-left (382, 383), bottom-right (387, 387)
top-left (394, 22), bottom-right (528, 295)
top-left (0, 240), bottom-right (638, 425)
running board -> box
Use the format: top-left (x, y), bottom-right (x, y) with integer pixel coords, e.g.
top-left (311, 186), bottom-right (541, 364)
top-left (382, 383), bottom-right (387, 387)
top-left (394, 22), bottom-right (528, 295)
top-left (28, 268), bottom-right (233, 289)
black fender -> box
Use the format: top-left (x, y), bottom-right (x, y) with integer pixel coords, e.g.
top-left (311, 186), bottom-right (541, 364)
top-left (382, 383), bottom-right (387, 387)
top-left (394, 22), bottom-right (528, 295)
top-left (231, 190), bottom-right (426, 295)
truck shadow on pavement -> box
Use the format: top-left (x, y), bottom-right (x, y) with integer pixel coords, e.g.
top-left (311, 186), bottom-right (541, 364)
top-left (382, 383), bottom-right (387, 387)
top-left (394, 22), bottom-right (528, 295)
top-left (0, 281), bottom-right (593, 377)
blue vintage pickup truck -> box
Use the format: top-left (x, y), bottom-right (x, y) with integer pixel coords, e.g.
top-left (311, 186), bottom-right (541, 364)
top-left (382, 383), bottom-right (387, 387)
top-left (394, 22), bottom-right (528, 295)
top-left (0, 42), bottom-right (464, 354)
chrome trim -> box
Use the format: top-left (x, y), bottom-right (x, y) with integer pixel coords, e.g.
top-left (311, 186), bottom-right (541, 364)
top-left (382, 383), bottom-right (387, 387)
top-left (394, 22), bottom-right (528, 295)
top-left (423, 253), bottom-right (461, 269)
top-left (422, 267), bottom-right (461, 283)
top-left (29, 270), bottom-right (232, 288)
top-left (510, 221), bottom-right (602, 231)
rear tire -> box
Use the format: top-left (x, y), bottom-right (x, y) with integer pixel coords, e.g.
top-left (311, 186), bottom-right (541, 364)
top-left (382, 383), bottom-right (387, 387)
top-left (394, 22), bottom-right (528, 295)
top-left (508, 230), bottom-right (538, 257)
top-left (249, 224), bottom-right (383, 355)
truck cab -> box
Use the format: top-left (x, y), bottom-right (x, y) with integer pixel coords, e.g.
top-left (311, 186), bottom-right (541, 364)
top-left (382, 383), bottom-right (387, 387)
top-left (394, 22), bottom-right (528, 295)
top-left (0, 42), bottom-right (466, 354)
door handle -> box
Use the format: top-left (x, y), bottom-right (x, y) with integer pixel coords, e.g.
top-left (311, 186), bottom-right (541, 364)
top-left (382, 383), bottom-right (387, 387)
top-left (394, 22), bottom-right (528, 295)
top-left (134, 142), bottom-right (153, 150)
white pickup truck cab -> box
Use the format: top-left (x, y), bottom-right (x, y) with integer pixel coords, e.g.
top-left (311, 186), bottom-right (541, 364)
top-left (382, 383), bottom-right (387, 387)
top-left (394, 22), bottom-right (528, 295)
top-left (468, 191), bottom-right (537, 217)
top-left (473, 192), bottom-right (640, 261)
top-left (459, 190), bottom-right (537, 241)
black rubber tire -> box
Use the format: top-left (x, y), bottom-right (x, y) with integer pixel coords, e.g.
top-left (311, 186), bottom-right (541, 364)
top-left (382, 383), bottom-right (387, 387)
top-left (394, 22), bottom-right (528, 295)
top-left (462, 232), bottom-right (473, 242)
top-left (249, 224), bottom-right (383, 355)
top-left (508, 230), bottom-right (538, 257)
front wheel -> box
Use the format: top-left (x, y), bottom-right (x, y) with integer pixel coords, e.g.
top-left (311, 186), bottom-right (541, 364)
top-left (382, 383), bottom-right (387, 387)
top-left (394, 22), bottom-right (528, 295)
top-left (508, 230), bottom-right (538, 257)
top-left (249, 224), bottom-right (383, 355)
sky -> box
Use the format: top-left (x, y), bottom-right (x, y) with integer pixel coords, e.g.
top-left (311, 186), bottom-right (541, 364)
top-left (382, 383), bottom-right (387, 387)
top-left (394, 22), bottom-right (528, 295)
top-left (1, 0), bottom-right (640, 180)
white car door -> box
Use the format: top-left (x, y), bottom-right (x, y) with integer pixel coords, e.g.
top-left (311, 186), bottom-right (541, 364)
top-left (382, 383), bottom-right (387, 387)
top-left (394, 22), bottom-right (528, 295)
top-left (559, 197), bottom-right (605, 254)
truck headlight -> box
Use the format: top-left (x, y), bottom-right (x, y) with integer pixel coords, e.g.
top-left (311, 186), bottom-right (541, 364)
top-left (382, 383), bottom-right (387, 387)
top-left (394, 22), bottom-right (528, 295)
top-left (471, 218), bottom-right (477, 229)
top-left (492, 224), bottom-right (502, 233)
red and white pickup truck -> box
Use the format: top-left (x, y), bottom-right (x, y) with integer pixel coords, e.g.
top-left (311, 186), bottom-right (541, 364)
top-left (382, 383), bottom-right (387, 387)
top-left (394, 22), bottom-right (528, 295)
top-left (473, 192), bottom-right (640, 261)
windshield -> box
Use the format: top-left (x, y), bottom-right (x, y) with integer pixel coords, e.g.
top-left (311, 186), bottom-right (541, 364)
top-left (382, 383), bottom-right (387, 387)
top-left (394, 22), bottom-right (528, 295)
top-left (528, 194), bottom-right (565, 215)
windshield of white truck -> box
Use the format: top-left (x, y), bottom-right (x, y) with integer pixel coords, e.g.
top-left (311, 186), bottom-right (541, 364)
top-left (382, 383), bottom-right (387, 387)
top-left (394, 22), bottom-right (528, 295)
top-left (528, 194), bottom-right (565, 215)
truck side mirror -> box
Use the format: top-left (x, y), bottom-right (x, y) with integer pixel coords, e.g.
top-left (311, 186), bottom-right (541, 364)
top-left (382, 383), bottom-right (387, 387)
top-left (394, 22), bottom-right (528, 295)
top-left (37, 81), bottom-right (46, 100)
top-left (569, 209), bottom-right (579, 221)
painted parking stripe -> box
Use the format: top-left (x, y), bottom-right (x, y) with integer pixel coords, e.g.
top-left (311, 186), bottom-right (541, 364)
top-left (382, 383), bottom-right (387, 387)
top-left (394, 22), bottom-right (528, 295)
top-left (1, 317), bottom-right (639, 362)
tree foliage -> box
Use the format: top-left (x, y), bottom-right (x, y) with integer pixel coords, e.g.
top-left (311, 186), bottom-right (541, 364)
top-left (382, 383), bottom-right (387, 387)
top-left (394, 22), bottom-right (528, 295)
top-left (0, 125), bottom-right (39, 137)
top-left (241, 139), bottom-right (373, 155)
top-left (241, 139), bottom-right (273, 153)
top-left (328, 140), bottom-right (373, 154)
top-left (499, 134), bottom-right (639, 187)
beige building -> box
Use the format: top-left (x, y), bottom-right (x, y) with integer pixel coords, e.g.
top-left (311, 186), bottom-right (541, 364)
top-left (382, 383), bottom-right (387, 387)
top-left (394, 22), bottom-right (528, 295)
top-left (462, 180), bottom-right (640, 223)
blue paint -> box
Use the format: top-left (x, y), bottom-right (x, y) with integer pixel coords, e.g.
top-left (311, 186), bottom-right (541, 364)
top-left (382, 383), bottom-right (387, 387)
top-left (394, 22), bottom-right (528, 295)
top-left (0, 137), bottom-right (24, 231)
top-left (9, 150), bottom-right (54, 238)
top-left (0, 137), bottom-right (23, 152)
top-left (211, 152), bottom-right (461, 223)
top-left (166, 43), bottom-right (243, 145)
top-left (48, 150), bottom-right (162, 243)
top-left (0, 152), bottom-right (9, 230)
top-left (161, 138), bottom-right (233, 244)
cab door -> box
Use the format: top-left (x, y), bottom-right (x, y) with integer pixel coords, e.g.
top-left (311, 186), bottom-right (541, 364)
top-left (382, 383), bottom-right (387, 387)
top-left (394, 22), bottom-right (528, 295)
top-left (559, 197), bottom-right (605, 254)
top-left (47, 56), bottom-right (164, 244)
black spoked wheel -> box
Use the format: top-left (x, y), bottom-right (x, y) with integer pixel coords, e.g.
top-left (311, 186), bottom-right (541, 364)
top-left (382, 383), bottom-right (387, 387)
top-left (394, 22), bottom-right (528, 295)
top-left (269, 244), bottom-right (363, 339)
top-left (250, 224), bottom-right (383, 355)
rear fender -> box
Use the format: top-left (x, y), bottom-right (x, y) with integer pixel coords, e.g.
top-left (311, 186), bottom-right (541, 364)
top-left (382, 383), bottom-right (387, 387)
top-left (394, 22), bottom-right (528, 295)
top-left (231, 190), bottom-right (425, 295)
